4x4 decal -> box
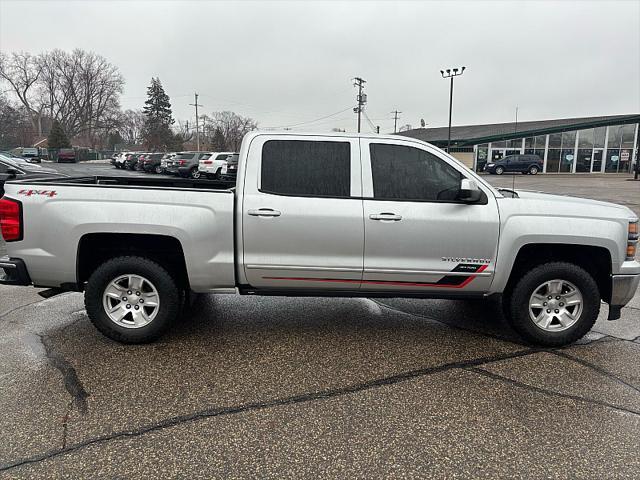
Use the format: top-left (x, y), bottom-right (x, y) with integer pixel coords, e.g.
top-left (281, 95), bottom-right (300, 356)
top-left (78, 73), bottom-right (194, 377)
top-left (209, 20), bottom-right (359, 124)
top-left (17, 189), bottom-right (57, 198)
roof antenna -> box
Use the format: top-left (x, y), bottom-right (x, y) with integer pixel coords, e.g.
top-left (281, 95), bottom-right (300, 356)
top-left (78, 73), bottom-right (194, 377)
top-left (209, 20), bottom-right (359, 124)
top-left (512, 106), bottom-right (518, 194)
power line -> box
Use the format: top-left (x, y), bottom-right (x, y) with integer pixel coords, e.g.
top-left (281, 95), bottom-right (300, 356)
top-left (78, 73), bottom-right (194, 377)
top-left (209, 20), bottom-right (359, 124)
top-left (363, 111), bottom-right (378, 134)
top-left (265, 107), bottom-right (353, 129)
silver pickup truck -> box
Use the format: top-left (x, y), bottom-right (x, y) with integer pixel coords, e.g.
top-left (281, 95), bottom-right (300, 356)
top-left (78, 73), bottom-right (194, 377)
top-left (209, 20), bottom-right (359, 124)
top-left (1, 132), bottom-right (638, 346)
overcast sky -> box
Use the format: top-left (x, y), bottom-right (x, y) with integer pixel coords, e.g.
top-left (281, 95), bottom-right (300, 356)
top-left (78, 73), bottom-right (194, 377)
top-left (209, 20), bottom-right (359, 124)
top-left (1, 0), bottom-right (639, 133)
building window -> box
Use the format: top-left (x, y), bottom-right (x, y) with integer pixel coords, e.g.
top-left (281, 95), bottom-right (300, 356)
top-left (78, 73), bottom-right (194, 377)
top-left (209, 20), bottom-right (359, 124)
top-left (576, 149), bottom-right (592, 172)
top-left (621, 124), bottom-right (636, 148)
top-left (548, 133), bottom-right (562, 148)
top-left (508, 138), bottom-right (522, 149)
top-left (578, 128), bottom-right (594, 148)
top-left (594, 127), bottom-right (606, 148)
top-left (547, 149), bottom-right (560, 172)
top-left (608, 125), bottom-right (623, 150)
top-left (605, 149), bottom-right (621, 173)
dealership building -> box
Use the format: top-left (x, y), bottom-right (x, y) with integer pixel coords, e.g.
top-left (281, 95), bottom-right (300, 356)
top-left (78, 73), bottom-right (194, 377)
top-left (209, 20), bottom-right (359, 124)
top-left (398, 113), bottom-right (639, 173)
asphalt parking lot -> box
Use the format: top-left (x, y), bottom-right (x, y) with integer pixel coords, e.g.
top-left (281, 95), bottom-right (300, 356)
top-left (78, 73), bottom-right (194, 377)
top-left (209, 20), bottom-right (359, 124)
top-left (1, 165), bottom-right (639, 478)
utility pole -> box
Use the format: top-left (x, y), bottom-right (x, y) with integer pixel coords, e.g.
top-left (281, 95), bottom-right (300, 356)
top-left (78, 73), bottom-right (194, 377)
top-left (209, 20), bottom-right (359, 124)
top-left (440, 66), bottom-right (466, 152)
top-left (189, 93), bottom-right (203, 151)
top-left (352, 77), bottom-right (366, 133)
top-left (391, 110), bottom-right (402, 133)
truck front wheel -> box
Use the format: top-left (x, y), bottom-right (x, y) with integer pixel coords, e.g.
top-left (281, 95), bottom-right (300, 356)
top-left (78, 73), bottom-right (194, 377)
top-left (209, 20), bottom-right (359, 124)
top-left (507, 262), bottom-right (600, 346)
top-left (85, 256), bottom-right (181, 343)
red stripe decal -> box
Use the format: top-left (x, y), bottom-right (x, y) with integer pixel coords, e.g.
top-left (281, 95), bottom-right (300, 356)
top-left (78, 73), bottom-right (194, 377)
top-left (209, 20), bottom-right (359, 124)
top-left (263, 264), bottom-right (488, 289)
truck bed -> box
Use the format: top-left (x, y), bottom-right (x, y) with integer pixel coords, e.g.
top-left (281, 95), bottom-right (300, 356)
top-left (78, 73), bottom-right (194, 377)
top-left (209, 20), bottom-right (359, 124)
top-left (3, 176), bottom-right (237, 292)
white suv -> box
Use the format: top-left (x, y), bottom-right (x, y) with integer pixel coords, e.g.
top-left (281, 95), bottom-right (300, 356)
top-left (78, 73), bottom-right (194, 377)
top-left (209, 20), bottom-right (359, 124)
top-left (198, 152), bottom-right (235, 179)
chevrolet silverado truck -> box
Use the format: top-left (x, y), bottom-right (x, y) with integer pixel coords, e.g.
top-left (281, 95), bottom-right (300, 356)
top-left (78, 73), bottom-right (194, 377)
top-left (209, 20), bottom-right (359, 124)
top-left (1, 132), bottom-right (638, 346)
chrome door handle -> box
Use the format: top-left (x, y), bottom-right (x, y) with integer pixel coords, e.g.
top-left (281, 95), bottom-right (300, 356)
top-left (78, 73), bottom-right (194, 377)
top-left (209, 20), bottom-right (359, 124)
top-left (248, 208), bottom-right (282, 217)
top-left (369, 212), bottom-right (402, 221)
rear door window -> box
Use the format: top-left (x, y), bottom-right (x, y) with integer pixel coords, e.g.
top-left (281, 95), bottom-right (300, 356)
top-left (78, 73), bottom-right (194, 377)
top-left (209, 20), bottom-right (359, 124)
top-left (261, 140), bottom-right (350, 197)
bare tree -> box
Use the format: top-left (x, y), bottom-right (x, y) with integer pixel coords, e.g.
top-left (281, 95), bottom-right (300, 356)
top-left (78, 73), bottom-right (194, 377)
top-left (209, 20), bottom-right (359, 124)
top-left (117, 109), bottom-right (146, 146)
top-left (209, 111), bottom-right (258, 151)
top-left (0, 93), bottom-right (35, 148)
top-left (40, 49), bottom-right (124, 143)
top-left (0, 51), bottom-right (46, 137)
top-left (174, 119), bottom-right (194, 145)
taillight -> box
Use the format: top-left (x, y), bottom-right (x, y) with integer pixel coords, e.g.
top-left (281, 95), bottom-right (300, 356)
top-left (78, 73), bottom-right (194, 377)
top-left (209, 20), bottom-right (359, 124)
top-left (203, 160), bottom-right (212, 164)
top-left (179, 160), bottom-right (186, 165)
top-left (0, 198), bottom-right (23, 242)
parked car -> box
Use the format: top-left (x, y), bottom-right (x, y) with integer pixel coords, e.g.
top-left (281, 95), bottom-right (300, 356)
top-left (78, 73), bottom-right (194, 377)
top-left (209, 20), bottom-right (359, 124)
top-left (2, 131), bottom-right (637, 346)
top-left (0, 154), bottom-right (63, 196)
top-left (159, 153), bottom-right (176, 174)
top-left (20, 147), bottom-right (42, 163)
top-left (111, 152), bottom-right (129, 169)
top-left (198, 152), bottom-right (235, 179)
top-left (166, 151), bottom-right (212, 178)
top-left (57, 148), bottom-right (77, 163)
top-left (135, 153), bottom-right (150, 171)
top-left (485, 154), bottom-right (543, 175)
top-left (141, 153), bottom-right (165, 173)
top-left (220, 153), bottom-right (239, 182)
top-left (124, 153), bottom-right (143, 170)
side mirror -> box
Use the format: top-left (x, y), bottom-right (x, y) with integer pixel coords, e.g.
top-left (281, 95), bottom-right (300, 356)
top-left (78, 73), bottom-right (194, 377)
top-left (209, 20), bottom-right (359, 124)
top-left (459, 178), bottom-right (482, 203)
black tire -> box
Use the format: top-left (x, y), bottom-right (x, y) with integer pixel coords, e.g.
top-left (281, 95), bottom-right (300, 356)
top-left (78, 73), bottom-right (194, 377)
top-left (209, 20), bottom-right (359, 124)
top-left (155, 165), bottom-right (163, 174)
top-left (190, 167), bottom-right (201, 179)
top-left (507, 261), bottom-right (600, 346)
top-left (85, 256), bottom-right (181, 344)
top-left (495, 166), bottom-right (504, 175)
top-left (529, 165), bottom-right (539, 175)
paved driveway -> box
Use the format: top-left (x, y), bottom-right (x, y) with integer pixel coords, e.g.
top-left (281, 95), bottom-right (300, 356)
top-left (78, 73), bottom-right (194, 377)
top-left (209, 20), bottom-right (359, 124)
top-left (0, 168), bottom-right (639, 478)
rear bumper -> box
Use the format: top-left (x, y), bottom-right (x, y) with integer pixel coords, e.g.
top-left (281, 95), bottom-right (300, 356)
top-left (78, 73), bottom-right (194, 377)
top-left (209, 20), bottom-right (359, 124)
top-left (0, 256), bottom-right (31, 286)
top-left (608, 274), bottom-right (640, 319)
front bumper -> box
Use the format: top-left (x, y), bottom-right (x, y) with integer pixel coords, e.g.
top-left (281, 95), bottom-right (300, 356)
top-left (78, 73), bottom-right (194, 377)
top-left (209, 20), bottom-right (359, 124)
top-left (608, 274), bottom-right (640, 319)
top-left (0, 256), bottom-right (31, 286)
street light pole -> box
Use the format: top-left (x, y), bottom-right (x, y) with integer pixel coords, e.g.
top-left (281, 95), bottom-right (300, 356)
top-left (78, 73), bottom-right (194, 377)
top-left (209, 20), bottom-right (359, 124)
top-left (440, 66), bottom-right (466, 153)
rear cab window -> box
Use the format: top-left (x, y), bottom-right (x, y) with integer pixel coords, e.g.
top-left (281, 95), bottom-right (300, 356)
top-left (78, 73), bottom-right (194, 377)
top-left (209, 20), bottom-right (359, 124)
top-left (260, 140), bottom-right (350, 197)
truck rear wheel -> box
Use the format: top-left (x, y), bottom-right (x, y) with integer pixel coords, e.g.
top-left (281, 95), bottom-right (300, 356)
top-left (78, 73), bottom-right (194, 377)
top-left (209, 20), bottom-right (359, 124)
top-left (84, 256), bottom-right (180, 343)
top-left (507, 262), bottom-right (600, 346)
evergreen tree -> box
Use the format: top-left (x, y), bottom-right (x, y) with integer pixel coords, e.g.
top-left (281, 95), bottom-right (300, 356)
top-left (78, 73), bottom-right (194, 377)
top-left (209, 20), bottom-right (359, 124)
top-left (210, 127), bottom-right (226, 151)
top-left (142, 77), bottom-right (175, 150)
top-left (47, 120), bottom-right (71, 149)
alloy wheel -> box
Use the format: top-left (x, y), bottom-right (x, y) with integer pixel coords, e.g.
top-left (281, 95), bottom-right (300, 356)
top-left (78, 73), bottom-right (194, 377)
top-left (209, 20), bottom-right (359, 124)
top-left (102, 274), bottom-right (160, 328)
top-left (528, 279), bottom-right (583, 332)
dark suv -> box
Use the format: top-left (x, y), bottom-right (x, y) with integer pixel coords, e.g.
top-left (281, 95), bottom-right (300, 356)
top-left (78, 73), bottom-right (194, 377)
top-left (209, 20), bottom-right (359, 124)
top-left (485, 154), bottom-right (542, 175)
top-left (166, 152), bottom-right (212, 178)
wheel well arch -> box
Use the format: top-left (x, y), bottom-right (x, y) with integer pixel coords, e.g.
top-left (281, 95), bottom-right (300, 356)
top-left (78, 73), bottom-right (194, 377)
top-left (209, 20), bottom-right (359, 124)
top-left (505, 243), bottom-right (612, 302)
top-left (76, 233), bottom-right (189, 291)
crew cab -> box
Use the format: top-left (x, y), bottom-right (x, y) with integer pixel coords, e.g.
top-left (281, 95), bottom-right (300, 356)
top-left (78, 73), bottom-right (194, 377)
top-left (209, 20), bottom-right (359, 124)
top-left (1, 132), bottom-right (638, 346)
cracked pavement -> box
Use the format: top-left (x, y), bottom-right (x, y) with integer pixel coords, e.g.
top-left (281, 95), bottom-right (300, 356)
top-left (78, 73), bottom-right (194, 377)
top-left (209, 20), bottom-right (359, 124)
top-left (1, 169), bottom-right (639, 478)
